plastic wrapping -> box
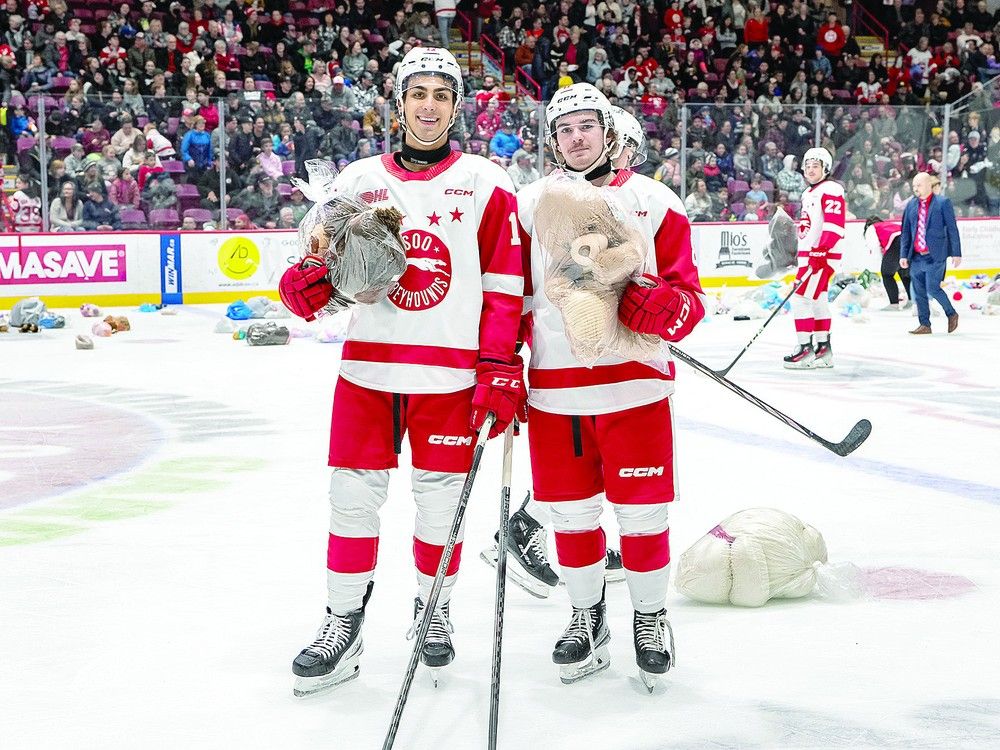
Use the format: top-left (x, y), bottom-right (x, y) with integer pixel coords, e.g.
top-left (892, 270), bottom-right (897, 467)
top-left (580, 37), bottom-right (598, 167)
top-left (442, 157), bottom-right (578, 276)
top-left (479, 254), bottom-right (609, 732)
top-left (675, 507), bottom-right (828, 607)
top-left (755, 209), bottom-right (797, 279)
top-left (10, 297), bottom-right (46, 327)
top-left (533, 174), bottom-right (661, 366)
top-left (293, 160), bottom-right (407, 317)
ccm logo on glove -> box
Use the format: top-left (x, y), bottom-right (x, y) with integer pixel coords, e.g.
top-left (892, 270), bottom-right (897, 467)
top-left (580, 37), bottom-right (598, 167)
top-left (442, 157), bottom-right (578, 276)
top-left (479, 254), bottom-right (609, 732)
top-left (619, 273), bottom-right (692, 341)
top-left (470, 356), bottom-right (529, 439)
top-left (490, 376), bottom-right (521, 388)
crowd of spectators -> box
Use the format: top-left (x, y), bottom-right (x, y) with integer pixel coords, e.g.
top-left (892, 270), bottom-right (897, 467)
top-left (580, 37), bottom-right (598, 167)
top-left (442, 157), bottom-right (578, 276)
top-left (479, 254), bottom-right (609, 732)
top-left (1, 0), bottom-right (999, 233)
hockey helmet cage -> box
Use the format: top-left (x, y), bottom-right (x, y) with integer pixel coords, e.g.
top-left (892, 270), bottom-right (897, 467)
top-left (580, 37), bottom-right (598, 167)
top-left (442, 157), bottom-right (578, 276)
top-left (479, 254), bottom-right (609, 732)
top-left (610, 106), bottom-right (647, 167)
top-left (802, 147), bottom-right (833, 175)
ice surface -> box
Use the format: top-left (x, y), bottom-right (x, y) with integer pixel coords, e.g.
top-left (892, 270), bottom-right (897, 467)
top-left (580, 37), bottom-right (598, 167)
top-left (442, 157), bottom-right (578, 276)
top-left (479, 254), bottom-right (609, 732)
top-left (1, 302), bottom-right (998, 750)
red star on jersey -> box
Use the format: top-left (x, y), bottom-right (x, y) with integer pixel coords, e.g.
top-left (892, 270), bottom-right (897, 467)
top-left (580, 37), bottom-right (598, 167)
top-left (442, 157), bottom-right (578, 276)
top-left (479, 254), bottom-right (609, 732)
top-left (427, 211), bottom-right (441, 226)
top-left (450, 208), bottom-right (463, 222)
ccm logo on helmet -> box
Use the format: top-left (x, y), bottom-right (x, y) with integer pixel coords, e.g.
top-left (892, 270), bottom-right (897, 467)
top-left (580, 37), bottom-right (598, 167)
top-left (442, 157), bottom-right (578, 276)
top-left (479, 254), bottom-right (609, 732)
top-left (429, 435), bottom-right (474, 446)
top-left (619, 466), bottom-right (665, 478)
top-left (444, 189), bottom-right (473, 196)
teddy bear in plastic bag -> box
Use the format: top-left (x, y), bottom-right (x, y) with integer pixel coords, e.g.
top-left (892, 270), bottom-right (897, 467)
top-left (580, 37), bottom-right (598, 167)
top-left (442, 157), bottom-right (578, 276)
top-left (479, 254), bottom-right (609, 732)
top-left (675, 508), bottom-right (830, 607)
top-left (292, 159), bottom-right (407, 316)
top-left (533, 175), bottom-right (661, 365)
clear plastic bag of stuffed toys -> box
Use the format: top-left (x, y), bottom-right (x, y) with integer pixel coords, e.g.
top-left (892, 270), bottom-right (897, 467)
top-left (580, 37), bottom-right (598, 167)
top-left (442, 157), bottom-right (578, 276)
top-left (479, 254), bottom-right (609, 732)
top-left (533, 174), bottom-right (662, 366)
top-left (293, 159), bottom-right (407, 316)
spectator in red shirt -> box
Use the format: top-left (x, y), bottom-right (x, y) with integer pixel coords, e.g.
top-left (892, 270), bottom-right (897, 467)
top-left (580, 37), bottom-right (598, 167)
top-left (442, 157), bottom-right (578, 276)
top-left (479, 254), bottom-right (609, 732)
top-left (662, 0), bottom-right (683, 34)
top-left (213, 39), bottom-right (241, 79)
top-left (475, 75), bottom-right (510, 111)
top-left (137, 150), bottom-right (164, 191)
top-left (623, 48), bottom-right (657, 84)
top-left (99, 35), bottom-right (127, 68)
top-left (744, 7), bottom-right (770, 47)
top-left (817, 13), bottom-right (845, 58)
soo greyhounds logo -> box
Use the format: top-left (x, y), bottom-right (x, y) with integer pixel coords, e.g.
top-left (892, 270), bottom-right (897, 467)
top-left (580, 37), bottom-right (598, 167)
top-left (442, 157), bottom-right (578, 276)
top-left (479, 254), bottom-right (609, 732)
top-left (388, 228), bottom-right (452, 311)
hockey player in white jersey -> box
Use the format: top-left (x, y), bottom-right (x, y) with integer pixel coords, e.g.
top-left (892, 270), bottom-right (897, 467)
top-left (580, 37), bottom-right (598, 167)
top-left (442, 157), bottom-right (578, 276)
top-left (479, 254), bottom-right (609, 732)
top-left (479, 107), bottom-right (653, 598)
top-left (784, 147), bottom-right (846, 369)
top-left (279, 47), bottom-right (525, 697)
top-left (610, 106), bottom-right (647, 170)
top-left (8, 175), bottom-right (42, 232)
top-left (517, 83), bottom-right (705, 690)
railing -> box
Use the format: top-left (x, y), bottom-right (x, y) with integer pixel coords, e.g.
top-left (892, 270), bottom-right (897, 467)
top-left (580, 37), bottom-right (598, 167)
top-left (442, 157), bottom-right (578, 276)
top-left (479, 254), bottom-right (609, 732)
top-left (851, 3), bottom-right (889, 55)
top-left (454, 10), bottom-right (473, 41)
top-left (479, 33), bottom-right (505, 82)
top-left (515, 66), bottom-right (542, 102)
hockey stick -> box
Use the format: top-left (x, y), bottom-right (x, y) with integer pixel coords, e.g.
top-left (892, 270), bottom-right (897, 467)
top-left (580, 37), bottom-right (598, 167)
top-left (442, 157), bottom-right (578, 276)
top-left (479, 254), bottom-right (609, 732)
top-left (713, 271), bottom-right (808, 377)
top-left (383, 413), bottom-right (496, 750)
top-left (488, 421), bottom-right (516, 750)
top-left (669, 345), bottom-right (871, 457)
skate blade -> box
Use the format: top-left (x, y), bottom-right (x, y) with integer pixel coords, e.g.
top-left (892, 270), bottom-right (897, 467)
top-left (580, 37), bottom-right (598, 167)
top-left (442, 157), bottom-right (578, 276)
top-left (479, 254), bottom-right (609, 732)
top-left (427, 666), bottom-right (446, 688)
top-left (480, 548), bottom-right (556, 599)
top-left (783, 360), bottom-right (816, 370)
top-left (557, 645), bottom-right (611, 685)
top-left (813, 360), bottom-right (833, 369)
top-left (292, 655), bottom-right (361, 698)
top-left (640, 671), bottom-right (659, 693)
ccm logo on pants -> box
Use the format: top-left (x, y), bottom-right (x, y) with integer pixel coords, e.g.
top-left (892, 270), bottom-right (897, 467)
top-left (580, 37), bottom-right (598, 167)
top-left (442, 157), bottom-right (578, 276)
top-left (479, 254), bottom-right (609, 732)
top-left (619, 466), bottom-right (665, 478)
top-left (429, 435), bottom-right (474, 446)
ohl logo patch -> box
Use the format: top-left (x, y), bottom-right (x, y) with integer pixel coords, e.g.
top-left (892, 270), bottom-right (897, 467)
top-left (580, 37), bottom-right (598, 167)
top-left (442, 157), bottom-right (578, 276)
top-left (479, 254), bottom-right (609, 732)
top-left (388, 229), bottom-right (452, 311)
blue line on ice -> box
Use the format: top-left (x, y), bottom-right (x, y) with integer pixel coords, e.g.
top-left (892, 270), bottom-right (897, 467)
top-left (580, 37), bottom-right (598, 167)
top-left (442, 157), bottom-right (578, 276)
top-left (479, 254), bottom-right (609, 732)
top-left (679, 417), bottom-right (1000, 506)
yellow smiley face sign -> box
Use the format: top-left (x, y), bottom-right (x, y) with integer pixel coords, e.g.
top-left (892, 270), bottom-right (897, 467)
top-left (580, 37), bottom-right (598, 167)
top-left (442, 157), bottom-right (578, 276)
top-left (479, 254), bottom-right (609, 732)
top-left (218, 236), bottom-right (260, 281)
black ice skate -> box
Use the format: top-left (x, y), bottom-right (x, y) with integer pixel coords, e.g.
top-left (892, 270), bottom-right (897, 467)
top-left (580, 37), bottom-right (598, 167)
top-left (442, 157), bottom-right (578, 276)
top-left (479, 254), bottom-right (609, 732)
top-left (604, 548), bottom-right (625, 583)
top-left (408, 597), bottom-right (454, 687)
top-left (812, 337), bottom-right (833, 368)
top-left (634, 608), bottom-right (675, 693)
top-left (292, 582), bottom-right (373, 698)
top-left (480, 494), bottom-right (560, 598)
top-left (552, 587), bottom-right (611, 684)
top-left (783, 342), bottom-right (815, 369)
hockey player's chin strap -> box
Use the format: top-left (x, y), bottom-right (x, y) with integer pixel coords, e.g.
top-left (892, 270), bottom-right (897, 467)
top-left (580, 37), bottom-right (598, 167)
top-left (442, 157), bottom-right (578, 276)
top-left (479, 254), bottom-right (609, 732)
top-left (564, 154), bottom-right (613, 182)
top-left (399, 137), bottom-right (452, 167)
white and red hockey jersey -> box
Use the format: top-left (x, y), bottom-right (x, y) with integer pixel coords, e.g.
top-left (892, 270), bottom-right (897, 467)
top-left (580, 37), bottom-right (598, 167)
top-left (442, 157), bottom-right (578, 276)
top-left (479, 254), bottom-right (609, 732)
top-left (519, 169), bottom-right (705, 416)
top-left (7, 191), bottom-right (42, 232)
top-left (797, 179), bottom-right (846, 267)
top-left (332, 151), bottom-right (523, 395)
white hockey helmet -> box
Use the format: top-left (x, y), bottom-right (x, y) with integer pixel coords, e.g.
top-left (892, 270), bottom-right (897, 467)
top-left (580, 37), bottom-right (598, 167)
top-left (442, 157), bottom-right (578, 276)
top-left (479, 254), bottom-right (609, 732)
top-left (395, 46), bottom-right (464, 145)
top-left (802, 147), bottom-right (833, 175)
top-left (545, 83), bottom-right (616, 167)
top-left (610, 106), bottom-right (647, 167)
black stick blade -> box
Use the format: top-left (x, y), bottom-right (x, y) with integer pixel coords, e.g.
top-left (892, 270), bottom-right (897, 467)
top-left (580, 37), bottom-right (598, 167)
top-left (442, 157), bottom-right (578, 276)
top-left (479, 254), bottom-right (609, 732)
top-left (827, 419), bottom-right (872, 457)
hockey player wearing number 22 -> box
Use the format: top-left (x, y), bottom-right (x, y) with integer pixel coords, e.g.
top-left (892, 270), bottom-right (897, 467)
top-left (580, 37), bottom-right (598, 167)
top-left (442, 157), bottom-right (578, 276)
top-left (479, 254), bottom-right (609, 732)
top-left (783, 147), bottom-right (847, 370)
top-left (278, 47), bottom-right (526, 698)
top-left (517, 83), bottom-right (705, 690)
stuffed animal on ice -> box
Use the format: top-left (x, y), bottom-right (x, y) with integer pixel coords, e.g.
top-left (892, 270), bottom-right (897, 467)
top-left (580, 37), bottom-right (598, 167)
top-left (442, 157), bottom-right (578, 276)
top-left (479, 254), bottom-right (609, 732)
top-left (675, 508), bottom-right (828, 607)
top-left (533, 176), bottom-right (661, 365)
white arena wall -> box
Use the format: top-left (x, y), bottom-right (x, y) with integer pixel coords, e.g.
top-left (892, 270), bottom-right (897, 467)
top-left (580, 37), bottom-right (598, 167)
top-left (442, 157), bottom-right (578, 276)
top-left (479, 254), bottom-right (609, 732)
top-left (2, 220), bottom-right (998, 308)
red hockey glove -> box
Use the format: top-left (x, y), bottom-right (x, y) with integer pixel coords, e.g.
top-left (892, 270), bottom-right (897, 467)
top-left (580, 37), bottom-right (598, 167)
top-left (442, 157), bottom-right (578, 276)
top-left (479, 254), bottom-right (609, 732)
top-left (470, 356), bottom-right (528, 439)
top-left (807, 250), bottom-right (829, 273)
top-left (279, 255), bottom-right (334, 322)
top-left (618, 273), bottom-right (690, 339)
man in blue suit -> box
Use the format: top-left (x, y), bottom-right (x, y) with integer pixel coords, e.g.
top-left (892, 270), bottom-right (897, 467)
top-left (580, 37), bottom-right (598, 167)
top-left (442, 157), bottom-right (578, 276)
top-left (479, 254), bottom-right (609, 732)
top-left (899, 172), bottom-right (962, 334)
